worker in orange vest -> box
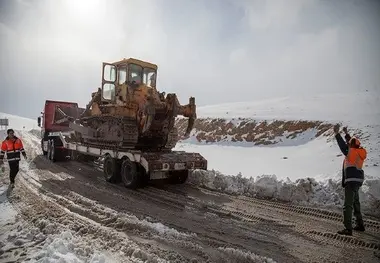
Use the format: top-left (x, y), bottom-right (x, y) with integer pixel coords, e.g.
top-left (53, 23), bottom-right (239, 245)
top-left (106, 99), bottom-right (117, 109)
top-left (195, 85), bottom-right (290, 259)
top-left (334, 124), bottom-right (366, 236)
top-left (0, 129), bottom-right (27, 188)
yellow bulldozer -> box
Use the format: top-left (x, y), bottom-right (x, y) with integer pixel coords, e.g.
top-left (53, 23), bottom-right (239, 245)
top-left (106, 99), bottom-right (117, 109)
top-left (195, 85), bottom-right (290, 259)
top-left (66, 57), bottom-right (196, 151)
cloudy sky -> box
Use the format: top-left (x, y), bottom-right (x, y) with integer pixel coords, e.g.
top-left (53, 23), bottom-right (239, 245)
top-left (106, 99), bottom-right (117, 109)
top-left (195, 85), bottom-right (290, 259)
top-left (0, 0), bottom-right (379, 119)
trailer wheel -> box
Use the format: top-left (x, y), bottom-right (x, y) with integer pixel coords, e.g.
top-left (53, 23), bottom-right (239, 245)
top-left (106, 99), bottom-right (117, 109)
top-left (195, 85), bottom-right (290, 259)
top-left (121, 158), bottom-right (138, 189)
top-left (169, 170), bottom-right (189, 184)
top-left (103, 155), bottom-right (120, 183)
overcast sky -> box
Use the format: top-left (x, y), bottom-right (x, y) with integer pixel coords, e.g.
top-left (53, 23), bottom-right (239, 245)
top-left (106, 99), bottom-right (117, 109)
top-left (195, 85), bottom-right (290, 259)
top-left (0, 0), bottom-right (379, 119)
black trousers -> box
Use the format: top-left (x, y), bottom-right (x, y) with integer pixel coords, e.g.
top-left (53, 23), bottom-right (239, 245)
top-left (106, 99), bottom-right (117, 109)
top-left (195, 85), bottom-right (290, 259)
top-left (8, 161), bottom-right (20, 184)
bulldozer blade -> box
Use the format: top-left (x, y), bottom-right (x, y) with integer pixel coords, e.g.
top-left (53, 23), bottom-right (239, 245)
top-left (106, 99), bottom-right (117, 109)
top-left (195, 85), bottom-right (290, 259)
top-left (184, 117), bottom-right (195, 137)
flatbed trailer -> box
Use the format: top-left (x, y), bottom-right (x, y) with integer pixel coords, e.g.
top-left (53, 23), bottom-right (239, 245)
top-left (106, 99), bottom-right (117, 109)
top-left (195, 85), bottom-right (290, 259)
top-left (41, 130), bottom-right (208, 189)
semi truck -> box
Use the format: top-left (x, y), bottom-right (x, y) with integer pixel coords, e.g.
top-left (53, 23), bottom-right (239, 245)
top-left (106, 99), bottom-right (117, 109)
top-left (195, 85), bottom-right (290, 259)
top-left (37, 99), bottom-right (208, 189)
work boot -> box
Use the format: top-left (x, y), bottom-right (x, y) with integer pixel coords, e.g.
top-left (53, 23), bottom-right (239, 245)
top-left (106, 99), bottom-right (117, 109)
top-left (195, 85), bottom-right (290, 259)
top-left (353, 225), bottom-right (365, 232)
top-left (337, 229), bottom-right (352, 236)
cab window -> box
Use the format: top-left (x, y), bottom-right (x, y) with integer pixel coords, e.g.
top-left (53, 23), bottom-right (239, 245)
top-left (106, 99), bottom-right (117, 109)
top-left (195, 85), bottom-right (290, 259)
top-left (118, 66), bottom-right (127, 85)
top-left (143, 68), bottom-right (156, 87)
top-left (129, 64), bottom-right (143, 84)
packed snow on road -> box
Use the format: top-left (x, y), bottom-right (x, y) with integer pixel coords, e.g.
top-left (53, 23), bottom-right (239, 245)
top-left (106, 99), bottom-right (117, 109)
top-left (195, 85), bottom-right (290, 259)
top-left (1, 91), bottom-right (380, 262)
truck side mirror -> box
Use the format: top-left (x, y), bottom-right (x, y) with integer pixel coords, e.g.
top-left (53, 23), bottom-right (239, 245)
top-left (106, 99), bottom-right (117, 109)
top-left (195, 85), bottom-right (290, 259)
top-left (37, 117), bottom-right (41, 127)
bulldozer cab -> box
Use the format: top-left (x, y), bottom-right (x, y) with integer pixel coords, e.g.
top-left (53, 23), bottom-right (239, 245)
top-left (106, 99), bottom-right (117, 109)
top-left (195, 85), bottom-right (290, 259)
top-left (101, 58), bottom-right (157, 102)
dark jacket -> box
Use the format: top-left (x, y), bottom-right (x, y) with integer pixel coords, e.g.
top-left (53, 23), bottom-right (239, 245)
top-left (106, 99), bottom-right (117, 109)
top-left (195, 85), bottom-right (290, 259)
top-left (335, 133), bottom-right (365, 187)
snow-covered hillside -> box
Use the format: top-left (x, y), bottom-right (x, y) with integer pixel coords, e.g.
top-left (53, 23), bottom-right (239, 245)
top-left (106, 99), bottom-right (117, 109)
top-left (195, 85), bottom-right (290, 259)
top-left (175, 91), bottom-right (380, 181)
top-left (196, 91), bottom-right (380, 124)
top-left (0, 112), bottom-right (39, 131)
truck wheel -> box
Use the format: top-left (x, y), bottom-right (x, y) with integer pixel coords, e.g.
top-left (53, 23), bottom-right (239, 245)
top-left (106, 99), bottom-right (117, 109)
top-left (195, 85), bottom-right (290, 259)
top-left (50, 140), bottom-right (57, 162)
top-left (121, 158), bottom-right (138, 189)
top-left (47, 140), bottom-right (52, 160)
top-left (41, 140), bottom-right (47, 156)
top-left (103, 155), bottom-right (120, 183)
top-left (46, 142), bottom-right (50, 159)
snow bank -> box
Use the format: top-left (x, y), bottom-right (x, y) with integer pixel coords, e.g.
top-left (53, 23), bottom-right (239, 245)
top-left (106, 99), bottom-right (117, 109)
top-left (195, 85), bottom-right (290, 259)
top-left (189, 170), bottom-right (380, 218)
top-left (0, 216), bottom-right (118, 263)
top-left (28, 231), bottom-right (118, 263)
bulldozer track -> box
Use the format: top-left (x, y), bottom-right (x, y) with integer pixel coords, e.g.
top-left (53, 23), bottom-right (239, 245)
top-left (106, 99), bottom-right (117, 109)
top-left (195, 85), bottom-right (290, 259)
top-left (305, 230), bottom-right (380, 251)
top-left (235, 195), bottom-right (380, 232)
top-left (217, 202), bottom-right (380, 252)
top-left (75, 115), bottom-right (180, 151)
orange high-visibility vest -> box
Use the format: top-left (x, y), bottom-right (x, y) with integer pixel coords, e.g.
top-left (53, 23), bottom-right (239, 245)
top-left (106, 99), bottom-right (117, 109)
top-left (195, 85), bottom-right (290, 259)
top-left (343, 147), bottom-right (366, 170)
top-left (343, 146), bottom-right (366, 184)
top-left (0, 136), bottom-right (25, 162)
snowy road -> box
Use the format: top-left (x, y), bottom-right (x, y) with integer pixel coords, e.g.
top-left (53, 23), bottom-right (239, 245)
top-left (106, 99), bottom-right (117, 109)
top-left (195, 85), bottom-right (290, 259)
top-left (1, 131), bottom-right (380, 262)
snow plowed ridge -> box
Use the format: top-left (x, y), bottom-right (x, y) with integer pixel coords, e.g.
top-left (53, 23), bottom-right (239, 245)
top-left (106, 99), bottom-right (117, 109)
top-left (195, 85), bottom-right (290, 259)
top-left (188, 170), bottom-right (380, 218)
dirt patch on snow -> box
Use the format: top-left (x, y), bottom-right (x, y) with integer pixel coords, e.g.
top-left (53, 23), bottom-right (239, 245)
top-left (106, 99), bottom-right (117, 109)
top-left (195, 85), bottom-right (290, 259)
top-left (176, 118), bottom-right (333, 145)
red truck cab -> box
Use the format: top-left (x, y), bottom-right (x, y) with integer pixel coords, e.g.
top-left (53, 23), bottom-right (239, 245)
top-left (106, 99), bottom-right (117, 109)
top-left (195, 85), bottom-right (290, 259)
top-left (37, 100), bottom-right (79, 155)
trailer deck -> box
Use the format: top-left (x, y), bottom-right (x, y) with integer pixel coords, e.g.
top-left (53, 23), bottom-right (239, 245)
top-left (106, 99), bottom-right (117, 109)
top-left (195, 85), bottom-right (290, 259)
top-left (42, 130), bottom-right (207, 187)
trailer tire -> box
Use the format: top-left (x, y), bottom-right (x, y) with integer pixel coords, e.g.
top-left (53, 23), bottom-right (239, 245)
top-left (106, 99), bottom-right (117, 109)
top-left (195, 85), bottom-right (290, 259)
top-left (121, 158), bottom-right (139, 189)
top-left (169, 170), bottom-right (188, 184)
top-left (103, 155), bottom-right (120, 183)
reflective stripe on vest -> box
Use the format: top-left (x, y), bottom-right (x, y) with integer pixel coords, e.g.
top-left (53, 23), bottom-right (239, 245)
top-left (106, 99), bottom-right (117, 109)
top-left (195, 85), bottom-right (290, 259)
top-left (6, 157), bottom-right (21, 162)
top-left (345, 178), bottom-right (364, 183)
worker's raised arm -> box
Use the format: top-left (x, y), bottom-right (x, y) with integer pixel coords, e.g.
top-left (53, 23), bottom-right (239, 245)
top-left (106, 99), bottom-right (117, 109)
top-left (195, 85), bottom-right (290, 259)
top-left (335, 133), bottom-right (349, 156)
top-left (334, 124), bottom-right (349, 156)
